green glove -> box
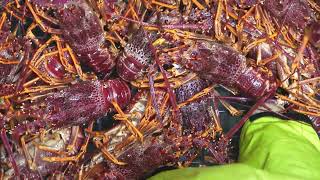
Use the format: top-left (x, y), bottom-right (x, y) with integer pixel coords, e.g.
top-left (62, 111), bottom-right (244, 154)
top-left (150, 116), bottom-right (320, 180)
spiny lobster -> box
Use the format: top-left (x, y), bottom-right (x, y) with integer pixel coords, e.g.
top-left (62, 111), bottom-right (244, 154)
top-left (28, 0), bottom-right (116, 78)
top-left (11, 79), bottom-right (131, 140)
top-left (179, 40), bottom-right (277, 98)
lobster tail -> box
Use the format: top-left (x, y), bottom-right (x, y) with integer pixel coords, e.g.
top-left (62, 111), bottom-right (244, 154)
top-left (102, 79), bottom-right (131, 109)
top-left (116, 29), bottom-right (155, 82)
top-left (117, 55), bottom-right (145, 82)
top-left (56, 1), bottom-right (116, 77)
top-left (81, 48), bottom-right (116, 78)
top-left (235, 67), bottom-right (274, 98)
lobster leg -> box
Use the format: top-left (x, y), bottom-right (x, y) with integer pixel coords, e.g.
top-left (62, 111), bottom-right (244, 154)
top-left (243, 33), bottom-right (278, 54)
top-left (25, 1), bottom-right (61, 34)
top-left (3, 3), bottom-right (24, 23)
top-left (0, 58), bottom-right (20, 64)
top-left (209, 95), bottom-right (223, 132)
top-left (138, 92), bottom-right (170, 130)
top-left (37, 145), bottom-right (69, 156)
top-left (152, 1), bottom-right (177, 9)
top-left (238, 5), bottom-right (256, 27)
top-left (212, 91), bottom-right (242, 116)
top-left (55, 38), bottom-right (76, 73)
top-left (114, 92), bottom-right (169, 152)
top-left (214, 0), bottom-right (224, 41)
top-left (0, 115), bottom-right (20, 178)
top-left (127, 3), bottom-right (140, 21)
top-left (256, 5), bottom-right (275, 35)
top-left (155, 54), bottom-right (179, 120)
top-left (307, 0), bottom-right (320, 12)
top-left (66, 126), bottom-right (82, 153)
top-left (65, 44), bottom-right (97, 81)
top-left (259, 53), bottom-right (280, 66)
top-left (86, 127), bottom-right (127, 165)
top-left (176, 85), bottom-right (241, 116)
top-left (14, 43), bottom-right (33, 94)
top-left (148, 64), bottom-right (162, 122)
top-left (0, 97), bottom-right (11, 110)
top-left (87, 126), bottom-right (126, 165)
top-left (42, 122), bottom-right (94, 163)
top-left (190, 0), bottom-right (206, 10)
top-left (13, 0), bottom-right (20, 8)
top-left (177, 86), bottom-right (215, 108)
top-left (93, 140), bottom-right (127, 165)
top-left (31, 37), bottom-right (59, 64)
top-left (111, 101), bottom-right (144, 142)
top-left (241, 7), bottom-right (297, 60)
top-left (131, 72), bottom-right (196, 88)
top-left (276, 94), bottom-right (320, 117)
top-left (0, 129), bottom-right (21, 178)
top-left (33, 7), bottom-right (60, 25)
top-left (37, 127), bottom-right (81, 158)
top-left (291, 31), bottom-right (310, 71)
top-left (21, 134), bottom-right (38, 170)
top-left (0, 12), bottom-right (7, 30)
top-left (225, 88), bottom-right (275, 139)
top-left (18, 85), bottom-right (67, 102)
top-left (25, 23), bottom-right (41, 46)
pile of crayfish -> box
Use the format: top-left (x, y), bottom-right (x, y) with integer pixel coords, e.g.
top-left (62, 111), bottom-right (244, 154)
top-left (0, 0), bottom-right (319, 179)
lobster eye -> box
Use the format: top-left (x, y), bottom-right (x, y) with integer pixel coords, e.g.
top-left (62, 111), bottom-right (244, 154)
top-left (191, 51), bottom-right (198, 58)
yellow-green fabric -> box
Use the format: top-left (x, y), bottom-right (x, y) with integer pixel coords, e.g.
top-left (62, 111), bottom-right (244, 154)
top-left (150, 117), bottom-right (320, 180)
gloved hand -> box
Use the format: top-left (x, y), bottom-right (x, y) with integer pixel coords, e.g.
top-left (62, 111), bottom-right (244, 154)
top-left (150, 116), bottom-right (320, 180)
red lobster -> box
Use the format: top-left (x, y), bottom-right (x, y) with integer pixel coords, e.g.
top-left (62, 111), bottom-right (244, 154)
top-left (179, 41), bottom-right (277, 98)
top-left (28, 0), bottom-right (116, 78)
top-left (11, 79), bottom-right (131, 140)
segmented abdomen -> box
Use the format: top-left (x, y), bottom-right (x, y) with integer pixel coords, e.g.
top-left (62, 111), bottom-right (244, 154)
top-left (57, 1), bottom-right (115, 77)
top-left (117, 30), bottom-right (155, 81)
